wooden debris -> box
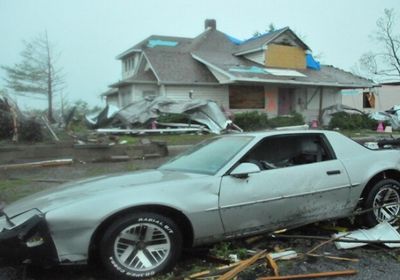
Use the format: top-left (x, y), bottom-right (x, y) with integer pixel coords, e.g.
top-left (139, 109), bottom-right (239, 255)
top-left (266, 254), bottom-right (279, 276)
top-left (217, 250), bottom-right (266, 280)
top-left (41, 116), bottom-right (60, 141)
top-left (189, 262), bottom-right (242, 279)
top-left (257, 269), bottom-right (357, 279)
top-left (0, 159), bottom-right (73, 170)
top-left (307, 253), bottom-right (359, 262)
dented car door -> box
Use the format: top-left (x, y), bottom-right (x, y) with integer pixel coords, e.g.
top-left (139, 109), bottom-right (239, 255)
top-left (218, 134), bottom-right (352, 237)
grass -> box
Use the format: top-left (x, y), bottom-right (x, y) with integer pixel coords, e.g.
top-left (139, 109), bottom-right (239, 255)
top-left (0, 179), bottom-right (32, 202)
top-left (340, 129), bottom-right (400, 138)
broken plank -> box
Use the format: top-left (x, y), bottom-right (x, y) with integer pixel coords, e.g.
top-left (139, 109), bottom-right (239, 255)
top-left (306, 253), bottom-right (359, 262)
top-left (189, 262), bottom-right (241, 279)
top-left (0, 159), bottom-right (73, 170)
top-left (218, 250), bottom-right (266, 280)
top-left (266, 254), bottom-right (279, 276)
top-left (257, 269), bottom-right (357, 280)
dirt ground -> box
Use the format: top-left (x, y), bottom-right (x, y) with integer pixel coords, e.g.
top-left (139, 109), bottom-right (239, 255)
top-left (1, 150), bottom-right (400, 279)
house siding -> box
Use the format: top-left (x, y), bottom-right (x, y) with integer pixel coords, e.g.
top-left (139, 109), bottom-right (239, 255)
top-left (296, 87), bottom-right (341, 123)
top-left (244, 51), bottom-right (264, 65)
top-left (342, 86), bottom-right (398, 113)
top-left (164, 85), bottom-right (229, 107)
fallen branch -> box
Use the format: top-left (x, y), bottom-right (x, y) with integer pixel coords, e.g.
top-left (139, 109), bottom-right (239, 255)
top-left (257, 269), bottom-right (357, 279)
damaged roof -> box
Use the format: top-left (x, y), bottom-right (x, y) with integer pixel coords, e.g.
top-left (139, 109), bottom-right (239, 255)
top-left (112, 23), bottom-right (374, 89)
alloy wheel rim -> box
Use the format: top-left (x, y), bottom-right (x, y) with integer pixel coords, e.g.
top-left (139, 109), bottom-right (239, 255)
top-left (114, 222), bottom-right (171, 271)
top-left (373, 186), bottom-right (400, 223)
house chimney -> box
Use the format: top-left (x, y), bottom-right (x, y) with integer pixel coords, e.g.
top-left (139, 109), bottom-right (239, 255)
top-left (205, 19), bottom-right (216, 30)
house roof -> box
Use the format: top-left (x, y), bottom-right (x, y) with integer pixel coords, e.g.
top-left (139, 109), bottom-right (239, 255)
top-left (234, 27), bottom-right (311, 55)
top-left (116, 35), bottom-right (193, 59)
top-left (112, 24), bottom-right (374, 89)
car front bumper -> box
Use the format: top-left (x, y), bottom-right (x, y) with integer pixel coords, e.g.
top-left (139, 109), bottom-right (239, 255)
top-left (0, 211), bottom-right (58, 266)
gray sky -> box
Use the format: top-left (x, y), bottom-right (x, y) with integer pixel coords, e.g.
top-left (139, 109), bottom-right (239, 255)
top-left (0, 0), bottom-right (399, 110)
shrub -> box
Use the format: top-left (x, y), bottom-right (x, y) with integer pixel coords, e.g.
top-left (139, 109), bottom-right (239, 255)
top-left (268, 112), bottom-right (305, 128)
top-left (329, 112), bottom-right (378, 130)
top-left (233, 111), bottom-right (268, 131)
top-left (19, 118), bottom-right (43, 142)
top-left (0, 111), bottom-right (13, 139)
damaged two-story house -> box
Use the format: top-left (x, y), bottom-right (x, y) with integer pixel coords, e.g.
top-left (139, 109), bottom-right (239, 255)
top-left (103, 19), bottom-right (374, 123)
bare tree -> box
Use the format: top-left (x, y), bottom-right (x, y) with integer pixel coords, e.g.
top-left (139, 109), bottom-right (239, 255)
top-left (1, 31), bottom-right (64, 122)
top-left (360, 8), bottom-right (400, 80)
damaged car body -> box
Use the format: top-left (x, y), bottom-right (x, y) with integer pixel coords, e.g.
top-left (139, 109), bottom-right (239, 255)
top-left (1, 130), bottom-right (400, 279)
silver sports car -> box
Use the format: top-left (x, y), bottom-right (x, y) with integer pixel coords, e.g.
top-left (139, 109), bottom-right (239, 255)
top-left (1, 130), bottom-right (400, 279)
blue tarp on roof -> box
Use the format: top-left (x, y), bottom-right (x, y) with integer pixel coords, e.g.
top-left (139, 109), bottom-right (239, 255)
top-left (147, 40), bottom-right (178, 48)
top-left (306, 53), bottom-right (321, 70)
top-left (229, 66), bottom-right (267, 74)
top-left (226, 35), bottom-right (243, 45)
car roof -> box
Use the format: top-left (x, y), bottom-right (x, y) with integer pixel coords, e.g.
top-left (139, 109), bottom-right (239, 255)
top-left (225, 129), bottom-right (337, 140)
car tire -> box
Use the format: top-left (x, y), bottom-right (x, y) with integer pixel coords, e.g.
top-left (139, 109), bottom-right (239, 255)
top-left (100, 212), bottom-right (182, 279)
top-left (363, 179), bottom-right (400, 226)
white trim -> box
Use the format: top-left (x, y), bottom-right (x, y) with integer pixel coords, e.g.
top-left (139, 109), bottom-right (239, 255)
top-left (220, 77), bottom-right (372, 88)
top-left (116, 49), bottom-right (142, 60)
top-left (234, 27), bottom-right (289, 56)
top-left (142, 52), bottom-right (162, 82)
top-left (191, 53), bottom-right (235, 80)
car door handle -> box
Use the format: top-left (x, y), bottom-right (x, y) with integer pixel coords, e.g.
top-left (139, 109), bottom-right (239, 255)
top-left (327, 170), bottom-right (341, 175)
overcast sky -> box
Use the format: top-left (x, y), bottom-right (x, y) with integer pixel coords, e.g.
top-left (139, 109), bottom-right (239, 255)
top-left (0, 0), bottom-right (399, 110)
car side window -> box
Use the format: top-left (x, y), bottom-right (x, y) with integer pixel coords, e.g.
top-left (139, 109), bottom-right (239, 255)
top-left (242, 134), bottom-right (334, 170)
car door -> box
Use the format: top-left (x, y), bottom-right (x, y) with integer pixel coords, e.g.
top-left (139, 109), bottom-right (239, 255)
top-left (219, 133), bottom-right (352, 236)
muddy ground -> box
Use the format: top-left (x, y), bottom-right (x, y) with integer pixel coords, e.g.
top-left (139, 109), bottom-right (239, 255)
top-left (1, 149), bottom-right (400, 279)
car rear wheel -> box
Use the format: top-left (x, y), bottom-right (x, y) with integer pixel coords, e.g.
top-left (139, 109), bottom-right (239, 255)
top-left (100, 212), bottom-right (182, 279)
top-left (363, 179), bottom-right (400, 226)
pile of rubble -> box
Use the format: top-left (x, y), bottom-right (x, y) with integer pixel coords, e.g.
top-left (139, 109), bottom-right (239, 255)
top-left (183, 220), bottom-right (400, 280)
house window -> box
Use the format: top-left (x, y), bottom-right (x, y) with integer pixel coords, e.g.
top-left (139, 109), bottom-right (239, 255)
top-left (363, 92), bottom-right (375, 108)
top-left (229, 86), bottom-right (265, 109)
top-left (142, 90), bottom-right (158, 99)
top-left (124, 55), bottom-right (137, 72)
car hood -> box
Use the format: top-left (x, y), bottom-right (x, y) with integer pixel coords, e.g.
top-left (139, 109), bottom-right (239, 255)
top-left (4, 169), bottom-right (206, 218)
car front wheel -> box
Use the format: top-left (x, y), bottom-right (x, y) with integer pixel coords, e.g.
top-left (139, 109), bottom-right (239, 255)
top-left (100, 212), bottom-right (182, 279)
top-left (363, 179), bottom-right (400, 226)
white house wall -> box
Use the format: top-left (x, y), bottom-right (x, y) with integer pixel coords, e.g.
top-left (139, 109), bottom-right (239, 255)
top-left (165, 85), bottom-right (229, 107)
top-left (295, 87), bottom-right (341, 123)
top-left (113, 84), bottom-right (229, 108)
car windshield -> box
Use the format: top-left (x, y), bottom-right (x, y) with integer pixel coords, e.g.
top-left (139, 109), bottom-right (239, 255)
top-left (159, 136), bottom-right (253, 175)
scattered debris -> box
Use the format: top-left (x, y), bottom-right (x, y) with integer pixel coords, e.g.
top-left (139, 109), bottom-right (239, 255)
top-left (41, 116), bottom-right (60, 141)
top-left (96, 127), bottom-right (206, 135)
top-left (256, 269), bottom-right (357, 279)
top-left (269, 250), bottom-right (298, 260)
top-left (370, 105), bottom-right (400, 129)
top-left (334, 222), bottom-right (400, 249)
top-left (86, 97), bottom-right (242, 134)
top-left (217, 250), bottom-right (266, 280)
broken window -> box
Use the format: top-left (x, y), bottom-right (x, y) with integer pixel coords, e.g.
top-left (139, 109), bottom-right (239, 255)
top-left (363, 92), bottom-right (375, 108)
top-left (242, 134), bottom-right (334, 170)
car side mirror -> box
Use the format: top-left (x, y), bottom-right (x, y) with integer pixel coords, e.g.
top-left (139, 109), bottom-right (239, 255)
top-left (230, 162), bottom-right (261, 178)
